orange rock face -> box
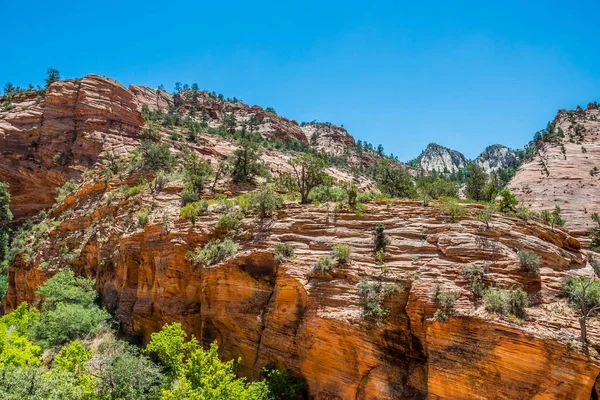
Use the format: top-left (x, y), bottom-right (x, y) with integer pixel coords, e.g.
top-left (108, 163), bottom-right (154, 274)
top-left (3, 167), bottom-right (599, 399)
top-left (509, 104), bottom-right (600, 238)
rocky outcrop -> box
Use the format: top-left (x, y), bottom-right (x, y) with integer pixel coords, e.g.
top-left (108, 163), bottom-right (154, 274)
top-left (0, 75), bottom-right (145, 221)
top-left (3, 169), bottom-right (599, 398)
top-left (300, 122), bottom-right (355, 156)
top-left (475, 144), bottom-right (518, 172)
top-left (411, 143), bottom-right (467, 173)
top-left (508, 105), bottom-right (600, 237)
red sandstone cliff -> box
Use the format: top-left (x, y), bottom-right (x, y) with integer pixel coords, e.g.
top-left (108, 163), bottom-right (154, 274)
top-left (2, 77), bottom-right (600, 399)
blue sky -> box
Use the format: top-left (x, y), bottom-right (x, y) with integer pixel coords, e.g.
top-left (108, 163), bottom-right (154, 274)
top-left (2, 0), bottom-right (598, 161)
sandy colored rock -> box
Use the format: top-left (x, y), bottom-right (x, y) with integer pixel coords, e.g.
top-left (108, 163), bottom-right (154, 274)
top-left (509, 104), bottom-right (600, 238)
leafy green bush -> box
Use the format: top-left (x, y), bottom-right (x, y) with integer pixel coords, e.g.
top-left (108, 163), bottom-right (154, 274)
top-left (250, 186), bottom-right (283, 219)
top-left (187, 239), bottom-right (239, 266)
top-left (30, 271), bottom-right (110, 347)
top-left (308, 184), bottom-right (347, 203)
top-left (438, 197), bottom-right (466, 222)
top-left (590, 254), bottom-right (600, 278)
top-left (182, 150), bottom-right (214, 192)
top-left (216, 208), bottom-right (244, 233)
top-left (137, 208), bottom-right (150, 228)
top-left (96, 339), bottom-right (163, 399)
top-left (483, 288), bottom-right (506, 314)
top-left (261, 364), bottom-right (305, 400)
top-left (416, 176), bottom-right (459, 200)
top-left (475, 205), bottom-right (494, 228)
top-left (483, 287), bottom-right (528, 319)
top-left (132, 140), bottom-right (177, 172)
top-left (332, 243), bottom-right (352, 263)
top-left (277, 154), bottom-right (329, 204)
top-left (56, 180), bottom-right (78, 203)
top-left (124, 181), bottom-right (149, 198)
top-left (311, 255), bottom-right (334, 275)
top-left (180, 186), bottom-right (199, 206)
top-left (519, 250), bottom-right (540, 278)
top-left (152, 171), bottom-right (170, 191)
top-left (145, 323), bottom-right (268, 398)
top-left (432, 289), bottom-right (457, 321)
top-left (357, 279), bottom-right (399, 320)
top-left (229, 139), bottom-right (270, 183)
top-left (273, 243), bottom-right (294, 263)
top-left (180, 200), bottom-right (208, 225)
top-left (461, 265), bottom-right (487, 299)
top-left (356, 190), bottom-right (377, 203)
top-left (372, 223), bottom-right (390, 254)
top-left (497, 188), bottom-right (518, 213)
top-left (373, 158), bottom-right (417, 198)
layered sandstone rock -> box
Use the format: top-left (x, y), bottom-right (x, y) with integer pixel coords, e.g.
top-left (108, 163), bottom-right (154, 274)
top-left (509, 104), bottom-right (600, 237)
top-left (0, 74), bottom-right (144, 221)
top-left (4, 170), bottom-right (599, 398)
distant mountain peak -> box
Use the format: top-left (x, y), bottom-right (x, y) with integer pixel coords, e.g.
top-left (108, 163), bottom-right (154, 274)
top-left (409, 142), bottom-right (467, 173)
top-left (475, 144), bottom-right (518, 172)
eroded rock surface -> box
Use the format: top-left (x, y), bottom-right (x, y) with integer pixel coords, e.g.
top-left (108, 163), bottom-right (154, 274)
top-left (509, 104), bottom-right (600, 237)
top-left (3, 172), bottom-right (598, 398)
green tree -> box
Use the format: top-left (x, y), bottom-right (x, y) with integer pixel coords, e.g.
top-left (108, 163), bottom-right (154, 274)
top-left (465, 162), bottom-right (488, 201)
top-left (277, 154), bottom-right (329, 204)
top-left (30, 271), bottom-right (110, 347)
top-left (373, 159), bottom-right (416, 198)
top-left (497, 188), bottom-right (518, 213)
top-left (45, 68), bottom-right (61, 87)
top-left (224, 113), bottom-right (237, 134)
top-left (96, 340), bottom-right (163, 400)
top-left (564, 276), bottom-right (600, 343)
top-left (250, 185), bottom-right (283, 219)
top-left (416, 176), bottom-right (458, 200)
top-left (146, 323), bottom-right (269, 399)
top-left (550, 205), bottom-right (566, 231)
top-left (133, 141), bottom-right (177, 172)
top-left (229, 140), bottom-right (269, 183)
top-left (182, 150), bottom-right (214, 192)
top-left (261, 364), bottom-right (304, 400)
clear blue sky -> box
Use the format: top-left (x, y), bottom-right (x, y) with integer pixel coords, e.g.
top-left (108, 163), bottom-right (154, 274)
top-left (2, 0), bottom-right (599, 161)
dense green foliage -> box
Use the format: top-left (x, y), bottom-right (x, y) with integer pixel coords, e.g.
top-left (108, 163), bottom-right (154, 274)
top-left (483, 288), bottom-right (528, 319)
top-left (372, 223), bottom-right (390, 254)
top-left (249, 185), bottom-right (283, 219)
top-left (332, 243), bottom-right (352, 263)
top-left (518, 250), bottom-right (540, 278)
top-left (277, 154), bottom-right (329, 204)
top-left (229, 140), bottom-right (270, 183)
top-left (373, 158), bottom-right (416, 198)
top-left (0, 271), bottom-right (294, 398)
top-left (564, 276), bottom-right (600, 343)
top-left (273, 243), bottom-right (295, 263)
top-left (145, 323), bottom-right (269, 399)
top-left (357, 279), bottom-right (398, 320)
top-left (187, 239), bottom-right (239, 266)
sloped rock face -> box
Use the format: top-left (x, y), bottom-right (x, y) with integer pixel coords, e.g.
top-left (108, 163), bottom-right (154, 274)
top-left (413, 143), bottom-right (467, 173)
top-left (0, 75), bottom-right (145, 221)
top-left (4, 169), bottom-right (599, 398)
top-left (508, 104), bottom-right (600, 237)
top-left (300, 123), bottom-right (355, 156)
top-left (475, 144), bottom-right (518, 172)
